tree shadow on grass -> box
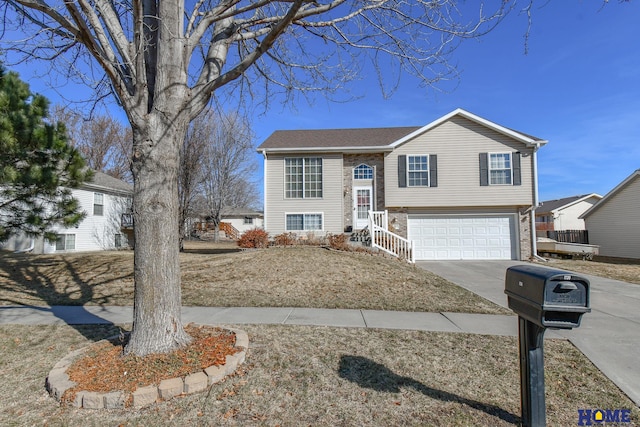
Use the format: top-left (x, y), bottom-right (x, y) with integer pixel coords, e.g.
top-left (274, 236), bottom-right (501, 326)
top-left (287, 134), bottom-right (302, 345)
top-left (182, 247), bottom-right (242, 255)
top-left (0, 252), bottom-right (131, 341)
top-left (338, 355), bottom-right (519, 425)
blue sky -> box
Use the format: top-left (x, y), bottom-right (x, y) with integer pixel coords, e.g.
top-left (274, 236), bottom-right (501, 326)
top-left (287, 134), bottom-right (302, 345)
top-left (7, 1), bottom-right (640, 203)
top-left (247, 0), bottom-right (640, 203)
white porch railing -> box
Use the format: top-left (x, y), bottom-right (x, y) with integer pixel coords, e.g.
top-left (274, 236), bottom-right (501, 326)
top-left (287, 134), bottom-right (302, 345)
top-left (368, 210), bottom-right (415, 263)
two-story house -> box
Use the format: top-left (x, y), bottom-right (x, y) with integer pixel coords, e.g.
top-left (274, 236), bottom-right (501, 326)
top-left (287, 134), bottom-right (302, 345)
top-left (258, 108), bottom-right (547, 261)
top-left (2, 171), bottom-right (133, 254)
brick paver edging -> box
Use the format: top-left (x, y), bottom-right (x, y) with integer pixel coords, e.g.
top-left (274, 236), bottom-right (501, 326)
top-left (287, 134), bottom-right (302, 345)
top-left (45, 328), bottom-right (249, 409)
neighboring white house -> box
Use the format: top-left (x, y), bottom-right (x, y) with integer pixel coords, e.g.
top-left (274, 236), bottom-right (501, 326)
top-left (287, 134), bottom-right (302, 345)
top-left (580, 169), bottom-right (640, 259)
top-left (220, 208), bottom-right (264, 234)
top-left (258, 108), bottom-right (548, 261)
top-left (1, 171), bottom-right (133, 254)
top-left (535, 194), bottom-right (602, 233)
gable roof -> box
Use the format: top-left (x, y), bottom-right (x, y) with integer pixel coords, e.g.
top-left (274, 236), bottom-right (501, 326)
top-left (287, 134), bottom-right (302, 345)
top-left (537, 193), bottom-right (602, 215)
top-left (257, 108), bottom-right (547, 153)
top-left (580, 169), bottom-right (640, 219)
top-left (221, 207), bottom-right (264, 218)
top-left (390, 108), bottom-right (548, 149)
top-left (82, 171), bottom-right (133, 195)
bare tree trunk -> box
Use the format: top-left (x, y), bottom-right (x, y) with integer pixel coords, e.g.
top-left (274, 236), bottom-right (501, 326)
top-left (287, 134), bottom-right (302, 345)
top-left (125, 115), bottom-right (192, 356)
top-left (178, 225), bottom-right (186, 252)
top-left (214, 222), bottom-right (220, 243)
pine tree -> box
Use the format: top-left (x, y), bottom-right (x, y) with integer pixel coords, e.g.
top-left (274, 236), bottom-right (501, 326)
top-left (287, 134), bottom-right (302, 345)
top-left (0, 64), bottom-right (91, 242)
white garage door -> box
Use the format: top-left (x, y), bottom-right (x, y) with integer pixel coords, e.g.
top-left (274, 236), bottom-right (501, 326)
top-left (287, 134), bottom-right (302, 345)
top-left (408, 215), bottom-right (516, 260)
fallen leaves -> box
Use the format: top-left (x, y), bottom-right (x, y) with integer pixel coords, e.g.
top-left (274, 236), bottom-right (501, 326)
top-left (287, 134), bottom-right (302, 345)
top-left (62, 324), bottom-right (239, 404)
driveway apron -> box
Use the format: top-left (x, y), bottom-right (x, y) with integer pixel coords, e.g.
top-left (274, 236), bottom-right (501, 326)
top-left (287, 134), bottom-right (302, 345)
top-left (418, 260), bottom-right (640, 407)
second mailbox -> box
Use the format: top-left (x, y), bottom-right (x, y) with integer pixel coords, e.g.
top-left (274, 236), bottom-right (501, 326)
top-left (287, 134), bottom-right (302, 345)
top-left (505, 264), bottom-right (590, 329)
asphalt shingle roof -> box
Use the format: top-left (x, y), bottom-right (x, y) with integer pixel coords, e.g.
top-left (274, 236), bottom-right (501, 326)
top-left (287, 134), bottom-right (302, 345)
top-left (257, 127), bottom-right (421, 151)
top-left (85, 171), bottom-right (133, 194)
top-left (538, 194), bottom-right (592, 214)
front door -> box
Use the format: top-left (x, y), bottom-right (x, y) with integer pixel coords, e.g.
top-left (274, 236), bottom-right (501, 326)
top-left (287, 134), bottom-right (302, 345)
top-left (353, 186), bottom-right (372, 230)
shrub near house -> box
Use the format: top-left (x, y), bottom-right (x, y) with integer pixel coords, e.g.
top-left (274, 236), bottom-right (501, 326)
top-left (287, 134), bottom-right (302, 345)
top-left (238, 228), bottom-right (269, 249)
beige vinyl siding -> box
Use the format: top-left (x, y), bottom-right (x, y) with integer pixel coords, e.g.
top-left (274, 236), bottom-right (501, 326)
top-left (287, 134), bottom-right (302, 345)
top-left (385, 116), bottom-right (535, 208)
top-left (264, 153), bottom-right (343, 235)
top-left (585, 177), bottom-right (640, 259)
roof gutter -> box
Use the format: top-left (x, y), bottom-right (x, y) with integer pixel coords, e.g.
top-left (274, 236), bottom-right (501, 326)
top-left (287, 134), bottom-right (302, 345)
top-left (257, 146), bottom-right (394, 154)
top-left (81, 183), bottom-right (133, 197)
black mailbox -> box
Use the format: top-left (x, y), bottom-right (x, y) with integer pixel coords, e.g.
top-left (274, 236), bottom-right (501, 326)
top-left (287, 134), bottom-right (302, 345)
top-left (505, 264), bottom-right (590, 329)
top-left (505, 264), bottom-right (591, 427)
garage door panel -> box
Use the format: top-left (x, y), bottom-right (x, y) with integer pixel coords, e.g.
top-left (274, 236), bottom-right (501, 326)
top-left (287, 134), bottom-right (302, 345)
top-left (409, 215), bottom-right (516, 260)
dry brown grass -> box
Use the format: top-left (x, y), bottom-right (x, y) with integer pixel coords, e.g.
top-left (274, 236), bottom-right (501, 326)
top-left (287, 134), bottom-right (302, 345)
top-left (1, 242), bottom-right (637, 425)
top-left (0, 242), bottom-right (507, 314)
top-left (540, 258), bottom-right (640, 285)
top-left (0, 324), bottom-right (637, 426)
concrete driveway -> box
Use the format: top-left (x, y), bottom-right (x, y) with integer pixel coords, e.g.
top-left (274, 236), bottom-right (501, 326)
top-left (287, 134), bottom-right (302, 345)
top-left (418, 260), bottom-right (640, 407)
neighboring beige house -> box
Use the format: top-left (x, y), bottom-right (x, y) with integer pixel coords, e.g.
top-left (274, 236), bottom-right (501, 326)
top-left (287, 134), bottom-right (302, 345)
top-left (258, 108), bottom-right (548, 261)
top-left (580, 169), bottom-right (640, 259)
top-left (1, 171), bottom-right (133, 254)
top-left (536, 194), bottom-right (602, 233)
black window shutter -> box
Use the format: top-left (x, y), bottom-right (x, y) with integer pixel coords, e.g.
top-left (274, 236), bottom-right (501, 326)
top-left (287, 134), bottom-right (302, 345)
top-left (512, 152), bottom-right (522, 186)
top-left (479, 153), bottom-right (488, 186)
top-left (398, 155), bottom-right (407, 188)
top-left (429, 154), bottom-right (438, 187)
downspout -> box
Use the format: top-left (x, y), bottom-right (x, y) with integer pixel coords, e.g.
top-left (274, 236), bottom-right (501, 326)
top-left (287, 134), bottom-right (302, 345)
top-left (261, 150), bottom-right (268, 231)
top-left (531, 142), bottom-right (546, 262)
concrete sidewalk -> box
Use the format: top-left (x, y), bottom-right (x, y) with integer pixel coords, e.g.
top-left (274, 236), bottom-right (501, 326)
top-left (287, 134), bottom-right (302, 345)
top-left (419, 260), bottom-right (640, 407)
top-left (0, 305), bottom-right (520, 337)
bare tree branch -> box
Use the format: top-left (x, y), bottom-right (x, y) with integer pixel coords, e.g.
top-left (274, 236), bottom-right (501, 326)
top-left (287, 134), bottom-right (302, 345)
top-left (0, 0), bottom-right (539, 356)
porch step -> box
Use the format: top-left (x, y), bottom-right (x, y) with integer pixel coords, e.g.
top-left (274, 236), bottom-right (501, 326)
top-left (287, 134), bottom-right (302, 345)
top-left (349, 228), bottom-right (371, 246)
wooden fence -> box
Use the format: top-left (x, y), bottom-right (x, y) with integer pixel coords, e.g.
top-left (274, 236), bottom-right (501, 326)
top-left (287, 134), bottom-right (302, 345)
top-left (544, 230), bottom-right (589, 244)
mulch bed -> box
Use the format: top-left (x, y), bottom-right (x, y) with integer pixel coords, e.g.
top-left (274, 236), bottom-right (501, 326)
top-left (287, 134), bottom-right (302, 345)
top-left (62, 324), bottom-right (239, 405)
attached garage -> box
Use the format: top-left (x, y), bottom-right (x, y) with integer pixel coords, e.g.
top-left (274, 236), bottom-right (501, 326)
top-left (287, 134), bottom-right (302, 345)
top-left (408, 214), bottom-right (518, 260)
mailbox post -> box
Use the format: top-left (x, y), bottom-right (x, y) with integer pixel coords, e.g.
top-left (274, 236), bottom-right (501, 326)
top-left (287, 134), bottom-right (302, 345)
top-left (505, 265), bottom-right (591, 427)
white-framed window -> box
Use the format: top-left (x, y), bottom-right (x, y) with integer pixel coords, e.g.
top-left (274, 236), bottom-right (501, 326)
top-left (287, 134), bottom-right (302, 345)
top-left (353, 164), bottom-right (373, 180)
top-left (93, 192), bottom-right (104, 216)
top-left (489, 153), bottom-right (512, 185)
top-left (285, 157), bottom-right (322, 198)
top-left (244, 217), bottom-right (253, 225)
top-left (407, 155), bottom-right (429, 187)
top-left (55, 234), bottom-right (76, 251)
top-left (285, 213), bottom-right (323, 231)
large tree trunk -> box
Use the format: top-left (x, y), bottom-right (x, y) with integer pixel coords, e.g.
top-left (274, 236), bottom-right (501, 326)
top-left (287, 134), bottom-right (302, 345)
top-left (125, 114), bottom-right (192, 356)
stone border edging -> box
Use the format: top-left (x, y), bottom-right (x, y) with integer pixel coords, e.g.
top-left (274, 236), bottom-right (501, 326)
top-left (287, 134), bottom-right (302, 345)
top-left (45, 327), bottom-right (248, 409)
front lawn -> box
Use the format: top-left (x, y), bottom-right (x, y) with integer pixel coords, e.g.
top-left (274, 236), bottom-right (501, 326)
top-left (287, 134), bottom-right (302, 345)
top-left (540, 258), bottom-right (640, 285)
top-left (0, 243), bottom-right (507, 314)
top-left (0, 324), bottom-right (637, 426)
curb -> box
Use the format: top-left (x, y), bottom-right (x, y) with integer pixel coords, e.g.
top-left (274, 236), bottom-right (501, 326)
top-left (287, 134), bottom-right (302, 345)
top-left (45, 327), bottom-right (248, 409)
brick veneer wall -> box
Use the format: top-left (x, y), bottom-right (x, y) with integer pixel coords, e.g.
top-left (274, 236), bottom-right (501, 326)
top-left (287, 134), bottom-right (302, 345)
top-left (519, 209), bottom-right (532, 260)
top-left (386, 208), bottom-right (409, 238)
